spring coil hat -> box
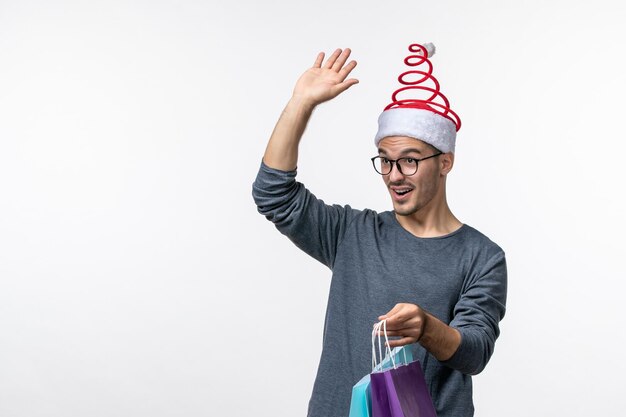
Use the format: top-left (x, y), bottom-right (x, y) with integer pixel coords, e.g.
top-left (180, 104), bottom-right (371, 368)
top-left (374, 43), bottom-right (461, 153)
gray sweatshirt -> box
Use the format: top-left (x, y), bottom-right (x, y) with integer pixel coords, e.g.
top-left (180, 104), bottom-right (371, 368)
top-left (252, 162), bottom-right (507, 417)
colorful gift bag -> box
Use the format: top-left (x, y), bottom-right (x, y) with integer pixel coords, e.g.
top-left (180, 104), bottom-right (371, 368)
top-left (348, 322), bottom-right (415, 417)
top-left (369, 320), bottom-right (437, 417)
top-left (370, 360), bottom-right (437, 417)
top-left (349, 346), bottom-right (414, 417)
top-left (348, 373), bottom-right (372, 417)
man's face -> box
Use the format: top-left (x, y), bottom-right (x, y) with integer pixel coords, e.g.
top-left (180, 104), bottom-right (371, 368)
top-left (377, 136), bottom-right (449, 217)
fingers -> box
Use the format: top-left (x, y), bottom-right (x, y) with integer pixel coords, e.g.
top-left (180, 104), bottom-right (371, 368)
top-left (374, 303), bottom-right (426, 346)
top-left (322, 48), bottom-right (354, 74)
top-left (378, 303), bottom-right (404, 321)
top-left (313, 52), bottom-right (325, 68)
top-left (338, 60), bottom-right (358, 79)
top-left (323, 48), bottom-right (343, 69)
top-left (374, 326), bottom-right (419, 348)
top-left (331, 78), bottom-right (359, 96)
top-left (331, 48), bottom-right (352, 72)
top-left (298, 48), bottom-right (358, 103)
top-left (385, 315), bottom-right (424, 333)
top-left (375, 324), bottom-right (421, 343)
top-left (386, 337), bottom-right (417, 348)
top-left (376, 328), bottom-right (416, 337)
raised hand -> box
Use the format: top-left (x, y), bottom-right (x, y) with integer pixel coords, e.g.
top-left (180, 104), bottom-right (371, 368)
top-left (292, 48), bottom-right (359, 107)
top-left (262, 47), bottom-right (359, 171)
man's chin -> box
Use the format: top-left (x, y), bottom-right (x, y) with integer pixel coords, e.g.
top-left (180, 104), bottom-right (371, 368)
top-left (393, 203), bottom-right (418, 217)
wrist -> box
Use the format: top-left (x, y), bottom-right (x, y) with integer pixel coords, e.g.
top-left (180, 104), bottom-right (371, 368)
top-left (288, 94), bottom-right (317, 112)
top-left (417, 312), bottom-right (461, 361)
top-left (417, 311), bottom-right (431, 343)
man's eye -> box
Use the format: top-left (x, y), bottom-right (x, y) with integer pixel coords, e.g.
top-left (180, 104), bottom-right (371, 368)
top-left (381, 158), bottom-right (391, 164)
top-left (405, 158), bottom-right (415, 164)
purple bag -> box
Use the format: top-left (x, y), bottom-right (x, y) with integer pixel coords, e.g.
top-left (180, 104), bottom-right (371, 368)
top-left (369, 320), bottom-right (438, 417)
top-left (370, 360), bottom-right (437, 417)
top-left (348, 346), bottom-right (415, 417)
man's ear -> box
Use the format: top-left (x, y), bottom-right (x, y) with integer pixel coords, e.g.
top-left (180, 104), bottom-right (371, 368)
top-left (440, 152), bottom-right (454, 176)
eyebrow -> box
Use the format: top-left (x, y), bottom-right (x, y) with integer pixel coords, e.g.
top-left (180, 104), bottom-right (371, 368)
top-left (377, 147), bottom-right (424, 156)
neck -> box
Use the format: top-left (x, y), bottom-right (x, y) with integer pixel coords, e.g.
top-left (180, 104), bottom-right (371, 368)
top-left (395, 192), bottom-right (462, 238)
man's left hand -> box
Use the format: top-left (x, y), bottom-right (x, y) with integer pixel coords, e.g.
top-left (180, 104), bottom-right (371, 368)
top-left (376, 303), bottom-right (428, 348)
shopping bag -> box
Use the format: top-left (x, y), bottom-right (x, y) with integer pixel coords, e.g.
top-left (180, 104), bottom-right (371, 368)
top-left (348, 373), bottom-right (372, 417)
top-left (377, 346), bottom-right (413, 372)
top-left (370, 360), bottom-right (437, 417)
top-left (348, 346), bottom-right (413, 417)
top-left (369, 320), bottom-right (438, 417)
top-left (348, 321), bottom-right (414, 417)
top-left (389, 360), bottom-right (436, 417)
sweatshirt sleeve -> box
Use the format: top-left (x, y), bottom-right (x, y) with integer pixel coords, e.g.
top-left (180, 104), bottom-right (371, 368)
top-left (251, 161), bottom-right (359, 269)
top-left (441, 249), bottom-right (508, 375)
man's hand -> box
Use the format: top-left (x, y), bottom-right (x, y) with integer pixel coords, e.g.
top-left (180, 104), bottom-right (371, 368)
top-left (262, 47), bottom-right (358, 171)
top-left (377, 303), bottom-right (462, 361)
top-left (292, 48), bottom-right (359, 107)
top-left (377, 303), bottom-right (428, 347)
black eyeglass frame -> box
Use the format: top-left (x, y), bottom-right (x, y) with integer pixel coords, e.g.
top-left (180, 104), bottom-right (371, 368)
top-left (370, 152), bottom-right (443, 176)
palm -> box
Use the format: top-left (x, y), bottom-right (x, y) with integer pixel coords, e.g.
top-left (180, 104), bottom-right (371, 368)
top-left (293, 48), bottom-right (358, 105)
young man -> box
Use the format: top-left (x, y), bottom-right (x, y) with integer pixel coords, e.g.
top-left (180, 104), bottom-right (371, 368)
top-left (252, 46), bottom-right (507, 417)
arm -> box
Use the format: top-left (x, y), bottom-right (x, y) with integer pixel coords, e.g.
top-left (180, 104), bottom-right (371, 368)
top-left (378, 251), bottom-right (507, 374)
top-left (263, 48), bottom-right (359, 171)
top-left (252, 163), bottom-right (359, 268)
top-left (252, 48), bottom-right (360, 268)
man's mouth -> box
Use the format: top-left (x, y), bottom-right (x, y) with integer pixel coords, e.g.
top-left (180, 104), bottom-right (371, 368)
top-left (391, 187), bottom-right (413, 197)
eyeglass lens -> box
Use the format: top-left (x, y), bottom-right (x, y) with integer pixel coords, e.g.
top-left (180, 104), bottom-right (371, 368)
top-left (373, 158), bottom-right (418, 175)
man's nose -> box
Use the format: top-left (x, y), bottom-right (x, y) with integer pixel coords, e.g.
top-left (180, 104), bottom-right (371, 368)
top-left (388, 162), bottom-right (405, 181)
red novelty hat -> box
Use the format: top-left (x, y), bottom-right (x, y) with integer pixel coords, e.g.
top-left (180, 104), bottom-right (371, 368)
top-left (375, 43), bottom-right (461, 153)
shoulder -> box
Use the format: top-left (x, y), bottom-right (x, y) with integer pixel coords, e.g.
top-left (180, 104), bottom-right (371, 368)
top-left (457, 224), bottom-right (505, 256)
top-left (454, 225), bottom-right (507, 278)
top-left (455, 225), bottom-right (507, 289)
top-left (347, 208), bottom-right (396, 226)
top-left (331, 208), bottom-right (396, 238)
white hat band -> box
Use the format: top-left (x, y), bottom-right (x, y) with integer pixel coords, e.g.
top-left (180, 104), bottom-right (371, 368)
top-left (374, 107), bottom-right (457, 153)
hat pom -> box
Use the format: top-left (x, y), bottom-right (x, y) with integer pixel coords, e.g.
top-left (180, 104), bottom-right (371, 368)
top-left (423, 42), bottom-right (436, 57)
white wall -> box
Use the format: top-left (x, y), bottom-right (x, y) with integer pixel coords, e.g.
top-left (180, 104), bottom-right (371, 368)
top-left (1, 1), bottom-right (624, 416)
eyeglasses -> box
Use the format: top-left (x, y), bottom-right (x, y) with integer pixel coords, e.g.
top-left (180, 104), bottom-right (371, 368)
top-left (371, 152), bottom-right (443, 176)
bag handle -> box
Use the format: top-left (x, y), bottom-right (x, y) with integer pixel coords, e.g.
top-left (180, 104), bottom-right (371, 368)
top-left (371, 319), bottom-right (397, 370)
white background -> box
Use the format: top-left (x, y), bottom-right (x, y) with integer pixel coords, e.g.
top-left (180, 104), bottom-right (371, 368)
top-left (1, 1), bottom-right (625, 416)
